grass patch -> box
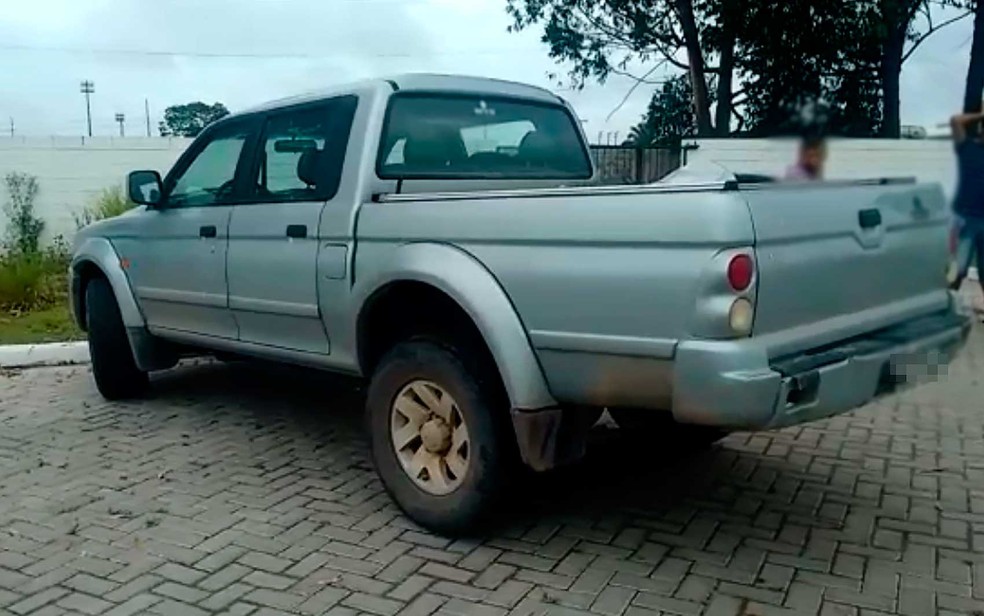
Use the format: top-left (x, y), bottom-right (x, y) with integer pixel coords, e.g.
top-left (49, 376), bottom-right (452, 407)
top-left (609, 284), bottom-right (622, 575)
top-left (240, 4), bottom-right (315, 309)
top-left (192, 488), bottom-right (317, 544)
top-left (0, 303), bottom-right (83, 345)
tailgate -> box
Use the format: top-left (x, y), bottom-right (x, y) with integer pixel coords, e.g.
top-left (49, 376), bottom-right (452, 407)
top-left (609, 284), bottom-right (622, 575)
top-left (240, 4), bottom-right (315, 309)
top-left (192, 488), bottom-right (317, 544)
top-left (743, 179), bottom-right (951, 345)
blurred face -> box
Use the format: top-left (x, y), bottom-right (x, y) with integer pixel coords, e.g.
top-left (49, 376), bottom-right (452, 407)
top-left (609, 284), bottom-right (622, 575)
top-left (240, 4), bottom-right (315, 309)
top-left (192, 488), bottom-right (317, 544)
top-left (800, 143), bottom-right (827, 176)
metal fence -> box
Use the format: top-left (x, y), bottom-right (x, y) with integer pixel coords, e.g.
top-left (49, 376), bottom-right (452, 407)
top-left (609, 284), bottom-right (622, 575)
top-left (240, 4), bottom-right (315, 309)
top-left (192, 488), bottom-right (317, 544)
top-left (589, 146), bottom-right (689, 185)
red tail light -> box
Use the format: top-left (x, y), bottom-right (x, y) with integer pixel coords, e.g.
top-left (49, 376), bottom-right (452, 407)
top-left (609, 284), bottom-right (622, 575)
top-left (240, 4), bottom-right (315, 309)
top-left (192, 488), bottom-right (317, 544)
top-left (727, 254), bottom-right (754, 292)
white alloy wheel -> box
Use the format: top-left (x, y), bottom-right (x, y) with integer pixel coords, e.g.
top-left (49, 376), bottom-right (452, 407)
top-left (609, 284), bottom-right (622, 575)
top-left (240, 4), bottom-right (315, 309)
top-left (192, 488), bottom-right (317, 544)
top-left (390, 380), bottom-right (470, 495)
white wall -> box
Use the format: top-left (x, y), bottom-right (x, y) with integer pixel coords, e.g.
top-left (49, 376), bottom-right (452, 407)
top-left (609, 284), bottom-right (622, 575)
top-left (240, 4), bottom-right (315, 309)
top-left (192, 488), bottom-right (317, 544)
top-left (0, 136), bottom-right (192, 241)
top-left (0, 136), bottom-right (963, 244)
top-left (688, 138), bottom-right (958, 198)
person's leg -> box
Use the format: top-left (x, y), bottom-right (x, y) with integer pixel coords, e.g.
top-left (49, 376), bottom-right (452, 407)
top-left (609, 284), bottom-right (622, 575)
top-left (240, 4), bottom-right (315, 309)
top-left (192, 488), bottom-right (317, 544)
top-left (952, 216), bottom-right (975, 290)
top-left (974, 222), bottom-right (984, 308)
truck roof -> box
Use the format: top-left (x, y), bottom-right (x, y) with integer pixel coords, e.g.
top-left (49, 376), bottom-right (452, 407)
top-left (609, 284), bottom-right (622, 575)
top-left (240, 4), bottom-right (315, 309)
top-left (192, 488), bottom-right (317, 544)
top-left (239, 73), bottom-right (563, 116)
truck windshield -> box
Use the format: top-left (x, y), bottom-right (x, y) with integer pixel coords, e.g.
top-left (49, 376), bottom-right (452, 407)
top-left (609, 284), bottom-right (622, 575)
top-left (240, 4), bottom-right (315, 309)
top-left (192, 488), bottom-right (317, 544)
top-left (378, 94), bottom-right (592, 180)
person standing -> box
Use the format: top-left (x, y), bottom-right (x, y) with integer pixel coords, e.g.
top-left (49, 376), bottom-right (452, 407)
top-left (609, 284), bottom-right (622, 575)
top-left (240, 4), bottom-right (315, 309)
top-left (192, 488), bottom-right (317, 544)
top-left (784, 134), bottom-right (827, 181)
top-left (949, 108), bottom-right (984, 308)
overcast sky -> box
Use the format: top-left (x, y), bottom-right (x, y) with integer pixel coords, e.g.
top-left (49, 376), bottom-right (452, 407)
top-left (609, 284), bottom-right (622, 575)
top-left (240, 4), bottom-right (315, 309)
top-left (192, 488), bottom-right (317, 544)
top-left (0, 0), bottom-right (975, 140)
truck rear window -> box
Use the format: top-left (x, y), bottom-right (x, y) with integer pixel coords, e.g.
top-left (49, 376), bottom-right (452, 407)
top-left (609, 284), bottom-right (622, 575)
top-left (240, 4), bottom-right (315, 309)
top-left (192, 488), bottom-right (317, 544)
top-left (377, 94), bottom-right (592, 180)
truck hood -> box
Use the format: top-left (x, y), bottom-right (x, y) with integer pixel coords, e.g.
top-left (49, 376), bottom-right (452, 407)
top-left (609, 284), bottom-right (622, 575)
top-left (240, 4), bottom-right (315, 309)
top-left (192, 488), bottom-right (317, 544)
top-left (74, 207), bottom-right (146, 247)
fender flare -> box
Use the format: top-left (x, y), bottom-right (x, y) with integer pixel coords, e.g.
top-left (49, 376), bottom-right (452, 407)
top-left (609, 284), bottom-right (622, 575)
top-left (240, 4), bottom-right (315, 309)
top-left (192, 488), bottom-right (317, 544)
top-left (71, 238), bottom-right (176, 372)
top-left (71, 237), bottom-right (145, 330)
top-left (353, 242), bottom-right (557, 412)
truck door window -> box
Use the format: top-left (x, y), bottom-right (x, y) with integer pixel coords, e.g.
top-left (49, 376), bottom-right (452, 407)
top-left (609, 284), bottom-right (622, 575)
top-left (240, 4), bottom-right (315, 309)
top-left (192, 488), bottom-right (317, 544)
top-left (251, 96), bottom-right (357, 203)
top-left (167, 125), bottom-right (252, 207)
top-left (378, 94), bottom-right (591, 180)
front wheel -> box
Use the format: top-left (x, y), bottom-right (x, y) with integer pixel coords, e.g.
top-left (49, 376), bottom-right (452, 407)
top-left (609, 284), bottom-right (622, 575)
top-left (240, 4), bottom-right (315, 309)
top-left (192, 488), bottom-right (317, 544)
top-left (86, 277), bottom-right (149, 400)
top-left (366, 340), bottom-right (508, 535)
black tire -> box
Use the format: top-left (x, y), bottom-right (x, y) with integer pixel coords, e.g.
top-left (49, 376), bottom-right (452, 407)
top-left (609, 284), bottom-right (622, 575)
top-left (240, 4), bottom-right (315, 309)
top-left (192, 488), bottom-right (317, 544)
top-left (608, 408), bottom-right (725, 451)
top-left (86, 277), bottom-right (149, 400)
top-left (367, 339), bottom-right (509, 535)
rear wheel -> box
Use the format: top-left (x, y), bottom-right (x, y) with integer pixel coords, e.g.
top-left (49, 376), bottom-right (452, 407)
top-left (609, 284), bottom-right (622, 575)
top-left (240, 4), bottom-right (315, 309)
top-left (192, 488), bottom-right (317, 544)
top-left (608, 408), bottom-right (725, 451)
top-left (367, 339), bottom-right (509, 535)
top-left (86, 277), bottom-right (149, 400)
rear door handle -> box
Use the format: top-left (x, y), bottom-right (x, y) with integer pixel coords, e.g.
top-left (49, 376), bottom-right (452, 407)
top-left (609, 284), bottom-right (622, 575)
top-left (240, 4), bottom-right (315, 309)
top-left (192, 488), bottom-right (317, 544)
top-left (199, 225), bottom-right (217, 238)
top-left (858, 208), bottom-right (882, 229)
top-left (286, 224), bottom-right (307, 239)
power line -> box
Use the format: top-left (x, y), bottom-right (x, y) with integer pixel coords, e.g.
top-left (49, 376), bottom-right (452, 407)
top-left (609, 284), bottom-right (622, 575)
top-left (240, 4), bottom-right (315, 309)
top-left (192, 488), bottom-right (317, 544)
top-left (0, 42), bottom-right (537, 60)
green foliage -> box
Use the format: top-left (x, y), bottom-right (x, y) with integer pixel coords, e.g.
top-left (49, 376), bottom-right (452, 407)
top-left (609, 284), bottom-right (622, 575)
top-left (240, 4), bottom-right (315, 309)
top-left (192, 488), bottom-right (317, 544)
top-left (625, 75), bottom-right (699, 147)
top-left (0, 254), bottom-right (50, 312)
top-left (0, 237), bottom-right (67, 313)
top-left (0, 172), bottom-right (71, 314)
top-left (159, 101), bottom-right (230, 137)
top-left (3, 172), bottom-right (44, 256)
top-left (74, 185), bottom-right (136, 230)
top-left (507, 0), bottom-right (681, 88)
top-left (0, 303), bottom-right (82, 344)
top-left (507, 0), bottom-right (969, 138)
top-left (0, 250), bottom-right (69, 313)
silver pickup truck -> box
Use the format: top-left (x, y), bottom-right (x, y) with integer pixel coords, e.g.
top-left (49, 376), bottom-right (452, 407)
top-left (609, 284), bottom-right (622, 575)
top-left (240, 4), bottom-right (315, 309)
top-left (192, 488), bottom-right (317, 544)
top-left (71, 74), bottom-right (970, 533)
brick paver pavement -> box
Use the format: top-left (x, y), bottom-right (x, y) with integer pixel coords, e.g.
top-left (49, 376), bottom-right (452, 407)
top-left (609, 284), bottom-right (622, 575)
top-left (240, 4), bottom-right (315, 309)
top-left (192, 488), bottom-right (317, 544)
top-left (1, 325), bottom-right (983, 615)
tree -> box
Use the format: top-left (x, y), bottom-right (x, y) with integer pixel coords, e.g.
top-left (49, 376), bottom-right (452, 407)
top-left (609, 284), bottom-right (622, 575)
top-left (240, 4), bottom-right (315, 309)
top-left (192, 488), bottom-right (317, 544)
top-left (870, 0), bottom-right (972, 137)
top-left (964, 0), bottom-right (984, 114)
top-left (625, 75), bottom-right (698, 146)
top-left (158, 102), bottom-right (230, 138)
top-left (506, 0), bottom-right (737, 137)
top-left (729, 0), bottom-right (883, 136)
top-left (507, 0), bottom-right (969, 138)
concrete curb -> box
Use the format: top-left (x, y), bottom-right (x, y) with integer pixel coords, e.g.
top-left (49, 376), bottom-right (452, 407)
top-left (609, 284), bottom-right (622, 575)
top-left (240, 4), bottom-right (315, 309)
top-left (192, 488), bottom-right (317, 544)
top-left (0, 341), bottom-right (90, 369)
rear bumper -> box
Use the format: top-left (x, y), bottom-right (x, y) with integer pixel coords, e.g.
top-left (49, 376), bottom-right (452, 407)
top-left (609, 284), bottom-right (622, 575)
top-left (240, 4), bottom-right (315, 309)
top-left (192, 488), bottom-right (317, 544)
top-left (671, 306), bottom-right (971, 430)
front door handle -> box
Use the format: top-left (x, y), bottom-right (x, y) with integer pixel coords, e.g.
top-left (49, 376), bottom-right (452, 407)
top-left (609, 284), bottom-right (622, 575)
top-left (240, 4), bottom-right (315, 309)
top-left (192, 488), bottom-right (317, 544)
top-left (858, 208), bottom-right (882, 229)
top-left (199, 225), bottom-right (217, 238)
top-left (286, 224), bottom-right (307, 239)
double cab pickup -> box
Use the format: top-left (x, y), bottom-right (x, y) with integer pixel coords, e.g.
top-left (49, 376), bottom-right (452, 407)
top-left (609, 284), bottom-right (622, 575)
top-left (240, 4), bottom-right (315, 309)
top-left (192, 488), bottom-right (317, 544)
top-left (71, 74), bottom-right (970, 533)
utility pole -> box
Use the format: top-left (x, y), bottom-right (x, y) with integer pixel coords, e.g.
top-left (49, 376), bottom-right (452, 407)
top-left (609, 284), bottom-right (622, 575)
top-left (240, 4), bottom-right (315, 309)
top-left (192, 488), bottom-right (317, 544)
top-left (8, 117), bottom-right (13, 137)
top-left (80, 80), bottom-right (94, 137)
top-left (144, 98), bottom-right (151, 137)
top-left (115, 113), bottom-right (125, 137)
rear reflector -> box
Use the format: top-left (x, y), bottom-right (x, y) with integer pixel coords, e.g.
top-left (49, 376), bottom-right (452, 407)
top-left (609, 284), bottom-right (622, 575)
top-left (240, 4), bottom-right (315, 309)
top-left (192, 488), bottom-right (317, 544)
top-left (729, 298), bottom-right (754, 335)
top-left (727, 254), bottom-right (754, 291)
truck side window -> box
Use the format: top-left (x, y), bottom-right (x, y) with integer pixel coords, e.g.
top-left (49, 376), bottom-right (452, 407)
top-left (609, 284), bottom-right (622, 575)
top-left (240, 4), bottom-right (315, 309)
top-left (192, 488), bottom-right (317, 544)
top-left (251, 96), bottom-right (357, 203)
top-left (378, 94), bottom-right (591, 180)
top-left (167, 124), bottom-right (252, 207)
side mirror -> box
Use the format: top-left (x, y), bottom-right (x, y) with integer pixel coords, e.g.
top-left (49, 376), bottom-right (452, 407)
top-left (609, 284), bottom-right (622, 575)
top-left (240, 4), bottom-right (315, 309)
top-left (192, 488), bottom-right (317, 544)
top-left (128, 170), bottom-right (163, 207)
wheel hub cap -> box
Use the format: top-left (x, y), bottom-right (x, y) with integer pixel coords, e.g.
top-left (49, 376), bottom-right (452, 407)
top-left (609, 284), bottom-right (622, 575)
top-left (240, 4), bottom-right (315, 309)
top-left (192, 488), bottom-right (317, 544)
top-left (420, 418), bottom-right (451, 454)
top-left (390, 380), bottom-right (470, 496)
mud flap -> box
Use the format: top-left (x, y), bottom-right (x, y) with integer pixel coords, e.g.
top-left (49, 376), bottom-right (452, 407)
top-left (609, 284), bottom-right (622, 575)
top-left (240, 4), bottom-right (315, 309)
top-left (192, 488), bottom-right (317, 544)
top-left (510, 407), bottom-right (591, 472)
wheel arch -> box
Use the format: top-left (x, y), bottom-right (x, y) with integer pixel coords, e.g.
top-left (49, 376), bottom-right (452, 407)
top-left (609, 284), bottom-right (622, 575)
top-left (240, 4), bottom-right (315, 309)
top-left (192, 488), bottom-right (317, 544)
top-left (72, 237), bottom-right (176, 372)
top-left (71, 237), bottom-right (146, 331)
top-left (354, 243), bottom-right (556, 412)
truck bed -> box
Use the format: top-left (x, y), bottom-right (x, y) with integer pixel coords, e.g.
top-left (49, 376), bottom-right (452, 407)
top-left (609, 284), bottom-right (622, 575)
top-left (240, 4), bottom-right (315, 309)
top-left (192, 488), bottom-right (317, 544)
top-left (360, 177), bottom-right (954, 413)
